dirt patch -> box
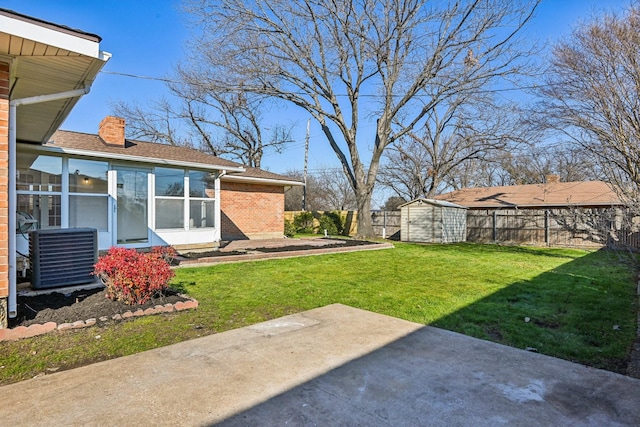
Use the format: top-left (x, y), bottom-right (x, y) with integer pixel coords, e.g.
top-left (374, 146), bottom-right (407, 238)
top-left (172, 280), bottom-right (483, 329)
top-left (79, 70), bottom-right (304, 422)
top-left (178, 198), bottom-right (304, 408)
top-left (179, 238), bottom-right (380, 260)
top-left (11, 287), bottom-right (189, 328)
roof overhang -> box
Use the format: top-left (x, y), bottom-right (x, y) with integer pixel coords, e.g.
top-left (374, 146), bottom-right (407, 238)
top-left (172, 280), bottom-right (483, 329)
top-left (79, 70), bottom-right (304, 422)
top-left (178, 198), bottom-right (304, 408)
top-left (0, 8), bottom-right (111, 143)
top-left (221, 174), bottom-right (305, 187)
top-left (17, 142), bottom-right (247, 173)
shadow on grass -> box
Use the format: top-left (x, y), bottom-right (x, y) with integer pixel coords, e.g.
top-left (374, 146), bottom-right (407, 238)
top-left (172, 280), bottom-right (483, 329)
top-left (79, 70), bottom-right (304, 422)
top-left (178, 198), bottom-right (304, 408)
top-left (408, 241), bottom-right (587, 259)
top-left (208, 247), bottom-right (639, 425)
top-left (431, 247), bottom-right (638, 374)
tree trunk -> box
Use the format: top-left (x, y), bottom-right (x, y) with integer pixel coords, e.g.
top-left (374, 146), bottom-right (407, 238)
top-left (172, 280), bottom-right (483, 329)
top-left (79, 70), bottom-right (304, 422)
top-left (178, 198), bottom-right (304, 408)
top-left (355, 189), bottom-right (374, 239)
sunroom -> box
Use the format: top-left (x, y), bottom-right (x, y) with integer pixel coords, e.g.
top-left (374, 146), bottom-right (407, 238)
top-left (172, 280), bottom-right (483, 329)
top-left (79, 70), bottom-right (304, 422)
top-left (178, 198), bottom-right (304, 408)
top-left (16, 126), bottom-right (244, 255)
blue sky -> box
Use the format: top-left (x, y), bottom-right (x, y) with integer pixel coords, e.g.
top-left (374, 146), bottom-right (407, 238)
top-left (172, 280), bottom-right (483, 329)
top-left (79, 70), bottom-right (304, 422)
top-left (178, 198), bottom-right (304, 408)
top-left (1, 0), bottom-right (630, 205)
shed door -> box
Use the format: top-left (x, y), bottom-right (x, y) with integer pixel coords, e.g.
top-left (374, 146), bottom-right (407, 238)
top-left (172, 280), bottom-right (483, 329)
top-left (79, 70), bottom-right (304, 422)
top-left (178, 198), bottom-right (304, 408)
top-left (405, 205), bottom-right (438, 242)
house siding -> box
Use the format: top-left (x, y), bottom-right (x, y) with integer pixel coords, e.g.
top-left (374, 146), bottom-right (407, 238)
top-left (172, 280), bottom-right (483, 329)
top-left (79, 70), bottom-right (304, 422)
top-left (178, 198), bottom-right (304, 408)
top-left (221, 181), bottom-right (284, 240)
top-left (0, 61), bottom-right (9, 327)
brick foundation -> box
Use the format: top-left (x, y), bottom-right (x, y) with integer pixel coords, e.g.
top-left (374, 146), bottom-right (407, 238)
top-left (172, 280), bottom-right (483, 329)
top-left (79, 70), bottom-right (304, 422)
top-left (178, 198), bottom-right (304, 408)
top-left (220, 181), bottom-right (284, 240)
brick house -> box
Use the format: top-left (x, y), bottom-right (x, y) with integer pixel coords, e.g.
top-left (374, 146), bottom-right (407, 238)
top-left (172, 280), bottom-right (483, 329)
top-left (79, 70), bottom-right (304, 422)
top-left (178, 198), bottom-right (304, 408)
top-left (0, 8), bottom-right (301, 328)
top-left (35, 117), bottom-right (302, 250)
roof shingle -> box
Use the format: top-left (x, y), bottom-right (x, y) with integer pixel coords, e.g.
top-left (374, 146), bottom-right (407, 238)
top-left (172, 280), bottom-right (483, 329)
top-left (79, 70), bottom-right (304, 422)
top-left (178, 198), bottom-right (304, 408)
top-left (44, 130), bottom-right (301, 185)
top-left (435, 181), bottom-right (622, 208)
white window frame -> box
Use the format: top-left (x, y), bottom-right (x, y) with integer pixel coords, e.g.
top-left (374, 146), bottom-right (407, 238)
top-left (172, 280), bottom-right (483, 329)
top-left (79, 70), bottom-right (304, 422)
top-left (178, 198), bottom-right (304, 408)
top-left (68, 158), bottom-right (109, 231)
top-left (16, 153), bottom-right (63, 229)
top-left (154, 167), bottom-right (186, 230)
top-left (187, 170), bottom-right (216, 230)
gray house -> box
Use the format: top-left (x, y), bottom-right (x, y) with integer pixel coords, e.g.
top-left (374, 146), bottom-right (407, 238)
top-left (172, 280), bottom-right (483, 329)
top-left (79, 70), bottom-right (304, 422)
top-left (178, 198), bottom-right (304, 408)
top-left (400, 199), bottom-right (467, 243)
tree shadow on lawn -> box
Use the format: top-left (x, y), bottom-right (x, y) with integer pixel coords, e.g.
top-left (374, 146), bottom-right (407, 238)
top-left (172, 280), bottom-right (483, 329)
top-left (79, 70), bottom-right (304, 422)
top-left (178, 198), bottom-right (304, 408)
top-left (431, 247), bottom-right (638, 374)
top-left (410, 241), bottom-right (592, 259)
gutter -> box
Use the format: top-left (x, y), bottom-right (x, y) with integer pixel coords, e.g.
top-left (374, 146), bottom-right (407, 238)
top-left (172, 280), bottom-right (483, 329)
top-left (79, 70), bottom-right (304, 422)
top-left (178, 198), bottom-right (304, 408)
top-left (18, 144), bottom-right (246, 174)
top-left (8, 87), bottom-right (90, 318)
top-left (221, 174), bottom-right (304, 187)
top-left (214, 170), bottom-right (226, 242)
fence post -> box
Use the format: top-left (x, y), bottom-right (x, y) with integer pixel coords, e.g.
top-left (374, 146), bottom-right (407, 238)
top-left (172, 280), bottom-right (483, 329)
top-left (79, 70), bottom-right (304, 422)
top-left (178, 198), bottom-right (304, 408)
top-left (493, 210), bottom-right (497, 243)
top-left (382, 210), bottom-right (387, 239)
top-left (545, 209), bottom-right (550, 246)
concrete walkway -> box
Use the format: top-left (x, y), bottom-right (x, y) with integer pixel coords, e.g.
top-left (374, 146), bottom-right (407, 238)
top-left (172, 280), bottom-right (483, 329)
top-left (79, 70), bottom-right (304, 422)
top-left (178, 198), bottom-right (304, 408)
top-left (1, 304), bottom-right (639, 426)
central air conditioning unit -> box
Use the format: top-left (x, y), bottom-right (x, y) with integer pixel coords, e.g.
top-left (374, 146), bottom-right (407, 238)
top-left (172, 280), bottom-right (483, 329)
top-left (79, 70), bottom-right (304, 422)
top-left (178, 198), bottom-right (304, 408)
top-left (30, 228), bottom-right (98, 289)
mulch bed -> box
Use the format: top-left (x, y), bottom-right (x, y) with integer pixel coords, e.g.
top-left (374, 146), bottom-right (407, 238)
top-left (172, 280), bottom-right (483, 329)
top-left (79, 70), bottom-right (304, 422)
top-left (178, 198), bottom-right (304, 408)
top-left (11, 287), bottom-right (189, 328)
top-left (179, 238), bottom-right (380, 259)
top-left (10, 239), bottom-right (384, 328)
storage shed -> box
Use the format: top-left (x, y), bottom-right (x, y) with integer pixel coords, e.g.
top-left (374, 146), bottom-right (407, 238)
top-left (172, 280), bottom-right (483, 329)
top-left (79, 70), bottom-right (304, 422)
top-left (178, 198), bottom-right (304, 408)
top-left (400, 199), bottom-right (467, 243)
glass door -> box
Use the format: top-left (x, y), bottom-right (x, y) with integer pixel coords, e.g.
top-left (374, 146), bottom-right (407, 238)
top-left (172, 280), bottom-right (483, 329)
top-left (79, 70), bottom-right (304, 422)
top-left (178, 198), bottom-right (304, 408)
top-left (114, 168), bottom-right (149, 245)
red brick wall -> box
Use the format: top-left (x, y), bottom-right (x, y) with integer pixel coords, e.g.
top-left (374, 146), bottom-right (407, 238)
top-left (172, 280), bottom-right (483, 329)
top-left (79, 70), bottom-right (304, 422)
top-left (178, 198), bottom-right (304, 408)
top-left (0, 62), bottom-right (9, 301)
top-left (220, 181), bottom-right (284, 240)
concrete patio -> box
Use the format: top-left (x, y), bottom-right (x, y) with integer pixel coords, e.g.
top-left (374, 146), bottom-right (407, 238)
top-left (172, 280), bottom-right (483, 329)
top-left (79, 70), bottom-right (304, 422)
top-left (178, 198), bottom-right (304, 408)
top-left (1, 304), bottom-right (639, 426)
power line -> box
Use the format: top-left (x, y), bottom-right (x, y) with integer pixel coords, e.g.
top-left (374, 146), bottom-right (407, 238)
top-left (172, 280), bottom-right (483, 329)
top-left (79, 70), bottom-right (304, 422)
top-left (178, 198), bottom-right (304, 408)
top-left (100, 69), bottom-right (547, 96)
top-left (101, 70), bottom-right (178, 84)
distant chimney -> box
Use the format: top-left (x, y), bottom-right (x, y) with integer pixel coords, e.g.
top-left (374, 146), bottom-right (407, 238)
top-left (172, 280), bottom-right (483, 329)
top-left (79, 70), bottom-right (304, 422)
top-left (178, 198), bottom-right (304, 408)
top-left (546, 174), bottom-right (560, 183)
top-left (99, 116), bottom-right (125, 147)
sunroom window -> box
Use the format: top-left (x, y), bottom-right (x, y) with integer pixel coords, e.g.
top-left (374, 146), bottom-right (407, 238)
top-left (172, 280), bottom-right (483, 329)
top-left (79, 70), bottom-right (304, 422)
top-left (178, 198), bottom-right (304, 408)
top-left (69, 159), bottom-right (109, 231)
top-left (188, 171), bottom-right (215, 228)
top-left (16, 153), bottom-right (62, 229)
top-left (155, 167), bottom-right (185, 229)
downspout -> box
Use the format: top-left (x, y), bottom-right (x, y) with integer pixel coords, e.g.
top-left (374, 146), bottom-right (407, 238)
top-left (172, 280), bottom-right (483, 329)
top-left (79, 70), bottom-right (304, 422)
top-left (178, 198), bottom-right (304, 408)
top-left (214, 170), bottom-right (227, 243)
top-left (8, 87), bottom-right (90, 318)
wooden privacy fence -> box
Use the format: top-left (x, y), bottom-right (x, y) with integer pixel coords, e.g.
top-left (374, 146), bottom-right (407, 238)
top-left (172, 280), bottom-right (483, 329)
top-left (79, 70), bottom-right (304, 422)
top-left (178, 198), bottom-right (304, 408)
top-left (284, 210), bottom-right (401, 239)
top-left (286, 207), bottom-right (640, 248)
top-left (372, 210), bottom-right (401, 239)
top-left (466, 207), bottom-right (640, 248)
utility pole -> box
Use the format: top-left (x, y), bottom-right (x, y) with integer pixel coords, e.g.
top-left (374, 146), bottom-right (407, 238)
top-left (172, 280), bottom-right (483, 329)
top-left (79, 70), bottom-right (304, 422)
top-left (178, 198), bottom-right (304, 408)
top-left (302, 118), bottom-right (310, 211)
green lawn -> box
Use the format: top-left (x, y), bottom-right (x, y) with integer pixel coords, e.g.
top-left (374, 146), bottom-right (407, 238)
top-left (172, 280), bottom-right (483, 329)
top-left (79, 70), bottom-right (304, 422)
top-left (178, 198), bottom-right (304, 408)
top-left (0, 242), bottom-right (637, 385)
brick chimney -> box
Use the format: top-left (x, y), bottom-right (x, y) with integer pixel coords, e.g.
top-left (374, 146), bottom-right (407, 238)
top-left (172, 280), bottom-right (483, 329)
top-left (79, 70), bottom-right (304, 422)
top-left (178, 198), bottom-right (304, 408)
top-left (98, 116), bottom-right (125, 147)
top-left (546, 174), bottom-right (561, 183)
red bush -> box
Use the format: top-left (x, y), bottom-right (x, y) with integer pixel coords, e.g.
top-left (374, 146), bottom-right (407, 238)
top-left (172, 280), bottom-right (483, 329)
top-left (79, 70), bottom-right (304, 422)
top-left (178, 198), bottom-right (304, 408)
top-left (94, 246), bottom-right (177, 305)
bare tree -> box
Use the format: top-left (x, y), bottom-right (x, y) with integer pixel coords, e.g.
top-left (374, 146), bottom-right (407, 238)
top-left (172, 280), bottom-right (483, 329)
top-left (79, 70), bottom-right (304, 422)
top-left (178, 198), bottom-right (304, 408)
top-left (537, 4), bottom-right (640, 202)
top-left (112, 83), bottom-right (293, 168)
top-left (444, 156), bottom-right (511, 190)
top-left (173, 78), bottom-right (294, 168)
top-left (113, 98), bottom-right (195, 147)
top-left (183, 0), bottom-right (539, 237)
top-left (378, 98), bottom-right (522, 199)
top-left (497, 144), bottom-right (598, 185)
top-left (283, 170), bottom-right (306, 211)
top-left (314, 168), bottom-right (357, 211)
top-left (283, 169), bottom-right (356, 211)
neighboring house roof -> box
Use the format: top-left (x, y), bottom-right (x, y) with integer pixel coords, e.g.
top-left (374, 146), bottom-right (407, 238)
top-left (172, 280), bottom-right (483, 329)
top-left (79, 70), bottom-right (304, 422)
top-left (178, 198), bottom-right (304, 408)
top-left (399, 198), bottom-right (467, 210)
top-left (435, 181), bottom-right (622, 209)
top-left (31, 129), bottom-right (302, 186)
